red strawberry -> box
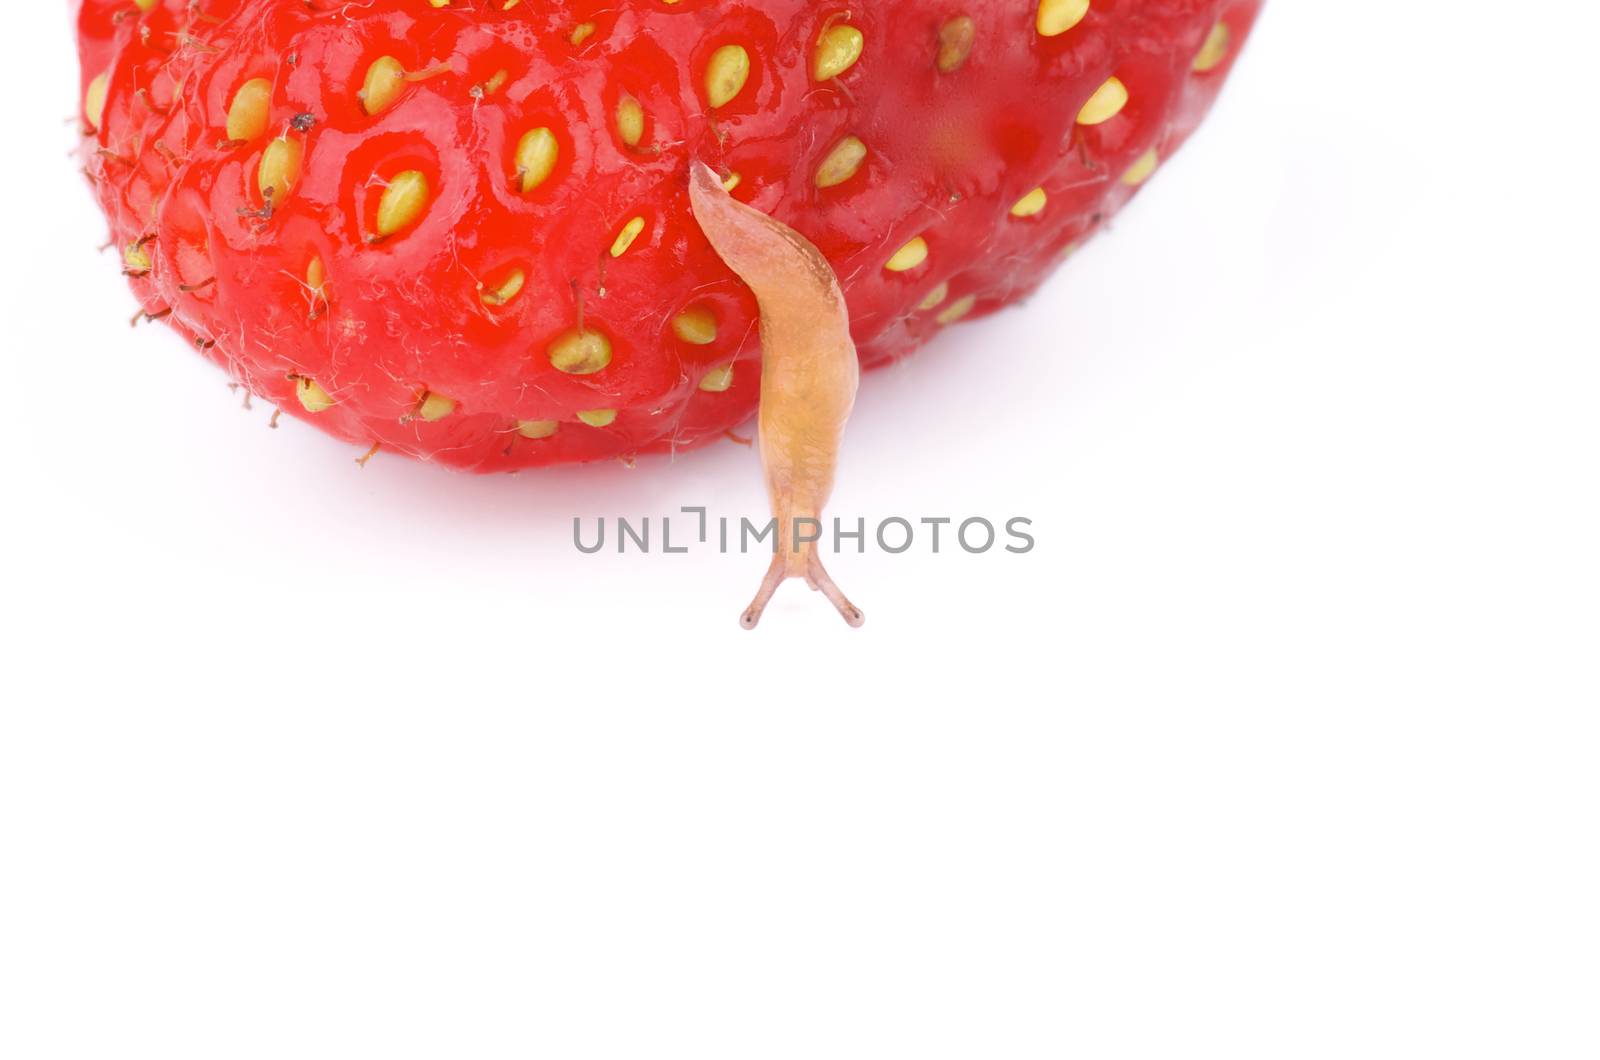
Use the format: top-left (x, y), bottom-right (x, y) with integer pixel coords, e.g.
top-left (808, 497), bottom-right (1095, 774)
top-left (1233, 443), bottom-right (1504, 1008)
top-left (76, 0), bottom-right (1261, 624)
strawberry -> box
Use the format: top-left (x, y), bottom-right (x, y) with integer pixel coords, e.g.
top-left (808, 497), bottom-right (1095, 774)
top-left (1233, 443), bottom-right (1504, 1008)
top-left (76, 0), bottom-right (1260, 624)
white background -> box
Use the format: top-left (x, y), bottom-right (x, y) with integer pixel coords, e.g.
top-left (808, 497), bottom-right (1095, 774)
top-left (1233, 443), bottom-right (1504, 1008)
top-left (3, 4), bottom-right (1597, 1058)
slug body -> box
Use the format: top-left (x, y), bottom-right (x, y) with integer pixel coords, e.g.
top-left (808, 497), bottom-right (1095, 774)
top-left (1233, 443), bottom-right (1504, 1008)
top-left (688, 161), bottom-right (864, 629)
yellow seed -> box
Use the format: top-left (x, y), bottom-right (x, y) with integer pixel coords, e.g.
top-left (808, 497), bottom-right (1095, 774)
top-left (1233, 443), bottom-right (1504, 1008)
top-left (814, 135), bottom-right (867, 188)
top-left (296, 377), bottom-right (334, 413)
top-left (671, 306), bottom-right (717, 345)
top-left (705, 44), bottom-right (750, 108)
top-left (258, 136), bottom-right (303, 201)
top-left (1121, 148), bottom-right (1159, 185)
top-left (135, 0), bottom-right (157, 10)
top-left (428, 0), bottom-right (450, 7)
top-left (577, 408), bottom-right (617, 428)
top-left (480, 268), bottom-right (526, 306)
top-left (1193, 21), bottom-right (1231, 73)
top-left (1010, 187), bottom-right (1047, 217)
top-left (482, 69), bottom-right (509, 95)
top-left (1036, 0), bottom-right (1090, 38)
top-left (226, 77), bottom-right (272, 142)
top-left (937, 16), bottom-right (976, 73)
top-left (515, 127), bottom-right (559, 193)
top-left (935, 293), bottom-right (977, 325)
top-left (548, 329), bottom-right (613, 375)
top-left (84, 72), bottom-right (109, 132)
top-left (375, 170), bottom-right (429, 238)
top-left (123, 242), bottom-right (151, 273)
top-left (917, 281), bottom-right (949, 311)
top-left (516, 419), bottom-right (559, 440)
top-left (306, 256), bottom-right (326, 296)
top-left (698, 364), bottom-right (734, 393)
top-left (616, 95), bottom-right (644, 147)
top-left (360, 56), bottom-right (406, 116)
top-left (609, 216), bottom-right (646, 257)
top-left (569, 22), bottom-right (596, 46)
top-left (885, 236), bottom-right (928, 272)
top-left (417, 391), bottom-right (456, 421)
top-left (1077, 76), bottom-right (1128, 125)
top-left (813, 25), bottom-right (864, 81)
top-left (720, 171), bottom-right (742, 192)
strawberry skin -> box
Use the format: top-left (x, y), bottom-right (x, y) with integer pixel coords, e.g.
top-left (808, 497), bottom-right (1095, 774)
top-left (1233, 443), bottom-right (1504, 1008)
top-left (77, 0), bottom-right (1261, 472)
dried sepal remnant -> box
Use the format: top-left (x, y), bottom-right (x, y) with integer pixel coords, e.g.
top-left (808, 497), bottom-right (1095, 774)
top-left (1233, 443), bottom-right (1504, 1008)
top-left (687, 160), bottom-right (864, 630)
